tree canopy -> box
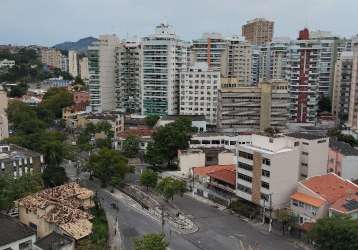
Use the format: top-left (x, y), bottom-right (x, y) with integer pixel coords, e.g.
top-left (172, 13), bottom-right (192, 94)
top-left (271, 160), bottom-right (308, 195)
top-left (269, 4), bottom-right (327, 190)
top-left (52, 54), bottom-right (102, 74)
top-left (140, 169), bottom-right (158, 190)
top-left (145, 118), bottom-right (192, 168)
top-left (134, 233), bottom-right (168, 250)
top-left (87, 148), bottom-right (130, 187)
top-left (308, 215), bottom-right (358, 250)
top-left (156, 177), bottom-right (186, 201)
top-left (327, 128), bottom-right (358, 147)
top-left (318, 96), bottom-right (332, 113)
top-left (145, 115), bottom-right (160, 128)
top-left (122, 135), bottom-right (140, 158)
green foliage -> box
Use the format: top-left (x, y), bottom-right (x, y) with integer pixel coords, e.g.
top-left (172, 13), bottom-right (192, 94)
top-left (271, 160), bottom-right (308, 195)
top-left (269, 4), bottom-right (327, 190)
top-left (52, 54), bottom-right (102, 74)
top-left (156, 177), bottom-right (186, 201)
top-left (229, 199), bottom-right (260, 219)
top-left (77, 122), bottom-right (114, 150)
top-left (275, 209), bottom-right (298, 235)
top-left (8, 82), bottom-right (28, 97)
top-left (40, 87), bottom-right (73, 119)
top-left (42, 166), bottom-right (68, 187)
top-left (318, 96), bottom-right (332, 113)
top-left (145, 115), bottom-right (160, 128)
top-left (87, 148), bottom-right (130, 187)
top-left (122, 135), bottom-right (139, 158)
top-left (145, 118), bottom-right (192, 168)
top-left (0, 172), bottom-right (44, 210)
top-left (140, 169), bottom-right (158, 190)
top-left (134, 233), bottom-right (168, 250)
top-left (327, 128), bottom-right (358, 147)
top-left (308, 215), bottom-right (358, 250)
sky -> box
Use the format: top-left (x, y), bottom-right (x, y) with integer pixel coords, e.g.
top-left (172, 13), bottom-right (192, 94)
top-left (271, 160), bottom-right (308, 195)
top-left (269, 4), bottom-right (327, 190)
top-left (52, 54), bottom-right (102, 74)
top-left (1, 0), bottom-right (357, 46)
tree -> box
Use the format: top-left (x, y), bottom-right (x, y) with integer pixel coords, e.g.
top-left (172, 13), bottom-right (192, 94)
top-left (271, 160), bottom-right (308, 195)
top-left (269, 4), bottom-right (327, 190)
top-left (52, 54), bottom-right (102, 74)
top-left (327, 128), bottom-right (358, 147)
top-left (40, 87), bottom-right (73, 119)
top-left (145, 118), bottom-right (192, 168)
top-left (145, 115), bottom-right (160, 128)
top-left (264, 127), bottom-right (280, 137)
top-left (307, 216), bottom-right (358, 250)
top-left (156, 177), bottom-right (186, 202)
top-left (87, 148), bottom-right (130, 187)
top-left (318, 96), bottom-right (332, 113)
top-left (134, 233), bottom-right (168, 250)
top-left (122, 135), bottom-right (139, 158)
top-left (275, 209), bottom-right (298, 235)
top-left (8, 82), bottom-right (28, 97)
top-left (42, 166), bottom-right (68, 187)
top-left (140, 169), bottom-right (158, 190)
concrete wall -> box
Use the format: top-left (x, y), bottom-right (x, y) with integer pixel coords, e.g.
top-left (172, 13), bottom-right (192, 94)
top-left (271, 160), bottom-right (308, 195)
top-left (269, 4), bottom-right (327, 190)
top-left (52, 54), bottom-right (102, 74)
top-left (178, 150), bottom-right (205, 176)
top-left (0, 235), bottom-right (36, 250)
top-left (218, 152), bottom-right (235, 165)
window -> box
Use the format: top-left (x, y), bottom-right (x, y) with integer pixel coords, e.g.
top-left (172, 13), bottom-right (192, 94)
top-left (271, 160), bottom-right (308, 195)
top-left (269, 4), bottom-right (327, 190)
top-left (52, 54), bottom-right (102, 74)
top-left (294, 141), bottom-right (300, 146)
top-left (302, 142), bottom-right (309, 145)
top-left (238, 162), bottom-right (253, 171)
top-left (202, 140), bottom-right (210, 144)
top-left (19, 240), bottom-right (32, 250)
top-left (317, 140), bottom-right (326, 144)
top-left (262, 158), bottom-right (271, 166)
top-left (230, 141), bottom-right (236, 145)
top-left (237, 173), bottom-right (252, 183)
top-left (302, 152), bottom-right (309, 156)
top-left (261, 181), bottom-right (270, 189)
top-left (237, 183), bottom-right (252, 194)
top-left (239, 151), bottom-right (253, 160)
top-left (292, 200), bottom-right (298, 207)
top-left (299, 201), bottom-right (304, 208)
top-left (262, 170), bottom-right (270, 177)
top-left (261, 193), bottom-right (269, 201)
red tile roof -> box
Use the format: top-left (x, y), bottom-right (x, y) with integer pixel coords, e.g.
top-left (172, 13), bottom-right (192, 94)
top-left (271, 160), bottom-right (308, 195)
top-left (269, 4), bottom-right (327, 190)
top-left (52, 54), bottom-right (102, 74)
top-left (193, 165), bottom-right (235, 177)
top-left (330, 193), bottom-right (358, 213)
top-left (207, 168), bottom-right (236, 186)
top-left (290, 192), bottom-right (325, 208)
top-left (119, 128), bottom-right (154, 138)
top-left (302, 173), bottom-right (358, 204)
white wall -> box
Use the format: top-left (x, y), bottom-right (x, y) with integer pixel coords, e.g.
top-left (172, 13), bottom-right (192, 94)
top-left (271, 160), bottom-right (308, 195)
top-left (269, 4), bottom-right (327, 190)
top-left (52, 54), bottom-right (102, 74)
top-left (178, 151), bottom-right (205, 176)
top-left (218, 152), bottom-right (235, 165)
top-left (0, 235), bottom-right (36, 250)
top-left (342, 156), bottom-right (358, 180)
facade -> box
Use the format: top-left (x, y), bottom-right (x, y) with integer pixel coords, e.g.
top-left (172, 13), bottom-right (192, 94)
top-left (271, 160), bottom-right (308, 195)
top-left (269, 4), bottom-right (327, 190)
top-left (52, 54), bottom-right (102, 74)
top-left (178, 149), bottom-right (206, 177)
top-left (16, 183), bottom-right (94, 240)
top-left (287, 29), bottom-right (321, 123)
top-left (236, 134), bottom-right (300, 209)
top-left (218, 80), bottom-right (289, 132)
top-left (68, 50), bottom-right (79, 78)
top-left (191, 33), bottom-right (228, 72)
top-left (0, 144), bottom-right (44, 178)
top-left (34, 232), bottom-right (74, 250)
top-left (179, 63), bottom-right (220, 124)
top-left (88, 35), bottom-right (120, 112)
top-left (40, 48), bottom-right (62, 69)
top-left (348, 36), bottom-right (358, 130)
top-left (115, 40), bottom-right (142, 114)
top-left (155, 115), bottom-right (207, 132)
top-left (290, 174), bottom-right (358, 225)
top-left (141, 23), bottom-right (188, 115)
top-left (332, 52), bottom-right (353, 125)
top-left (0, 86), bottom-right (9, 140)
top-left (328, 140), bottom-right (358, 180)
top-left (60, 55), bottom-right (68, 72)
top-left (0, 59), bottom-right (15, 68)
top-left (0, 213), bottom-right (36, 250)
top-left (79, 57), bottom-right (89, 81)
top-left (242, 18), bottom-right (274, 45)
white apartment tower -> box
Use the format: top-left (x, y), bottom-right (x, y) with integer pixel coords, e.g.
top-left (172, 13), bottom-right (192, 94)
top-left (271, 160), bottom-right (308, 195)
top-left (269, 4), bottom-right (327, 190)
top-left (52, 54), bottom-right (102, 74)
top-left (179, 63), bottom-right (220, 125)
top-left (0, 86), bottom-right (9, 140)
top-left (348, 37), bottom-right (358, 130)
top-left (79, 57), bottom-right (89, 81)
top-left (141, 23), bottom-right (188, 115)
top-left (68, 50), bottom-right (79, 78)
top-left (88, 35), bottom-right (121, 112)
top-left (115, 40), bottom-right (142, 114)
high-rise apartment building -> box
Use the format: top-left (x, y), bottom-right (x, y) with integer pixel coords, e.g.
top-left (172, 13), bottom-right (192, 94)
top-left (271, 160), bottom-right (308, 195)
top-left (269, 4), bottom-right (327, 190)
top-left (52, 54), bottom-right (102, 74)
top-left (79, 57), bottom-right (89, 81)
top-left (60, 55), bottom-right (68, 72)
top-left (88, 35), bottom-right (120, 112)
top-left (287, 29), bottom-right (321, 123)
top-left (68, 50), bottom-right (79, 77)
top-left (115, 40), bottom-right (142, 114)
top-left (40, 48), bottom-right (62, 69)
top-left (348, 37), bottom-right (358, 130)
top-left (242, 18), bottom-right (274, 45)
top-left (191, 33), bottom-right (228, 72)
top-left (218, 80), bottom-right (289, 132)
top-left (332, 51), bottom-right (353, 125)
top-left (141, 23), bottom-right (188, 115)
top-left (179, 63), bottom-right (220, 125)
top-left (0, 86), bottom-right (8, 140)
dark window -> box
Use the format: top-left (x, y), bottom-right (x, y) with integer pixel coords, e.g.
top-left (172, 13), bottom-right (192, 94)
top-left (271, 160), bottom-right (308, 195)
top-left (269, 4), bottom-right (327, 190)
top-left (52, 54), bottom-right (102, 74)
top-left (190, 140), bottom-right (200, 144)
top-left (261, 181), bottom-right (270, 189)
top-left (237, 183), bottom-right (252, 194)
top-left (302, 152), bottom-right (309, 156)
top-left (239, 151), bottom-right (253, 160)
top-left (202, 140), bottom-right (210, 144)
top-left (262, 158), bottom-right (271, 166)
top-left (261, 193), bottom-right (269, 201)
top-left (302, 142), bottom-right (309, 145)
top-left (294, 141), bottom-right (300, 146)
top-left (237, 173), bottom-right (252, 183)
top-left (212, 140), bottom-right (220, 144)
top-left (317, 140), bottom-right (326, 144)
top-left (230, 141), bottom-right (236, 145)
top-left (262, 169), bottom-right (270, 177)
top-left (238, 162), bottom-right (253, 171)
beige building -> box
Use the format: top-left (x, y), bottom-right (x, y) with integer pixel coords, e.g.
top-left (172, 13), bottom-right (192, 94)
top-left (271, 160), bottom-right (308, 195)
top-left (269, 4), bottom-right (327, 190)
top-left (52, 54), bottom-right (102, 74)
top-left (16, 183), bottom-right (94, 240)
top-left (40, 48), bottom-right (62, 69)
top-left (0, 86), bottom-right (8, 140)
top-left (79, 57), bottom-right (89, 81)
top-left (242, 18), bottom-right (274, 45)
top-left (218, 80), bottom-right (289, 132)
top-left (68, 50), bottom-right (79, 78)
top-left (348, 37), bottom-right (358, 130)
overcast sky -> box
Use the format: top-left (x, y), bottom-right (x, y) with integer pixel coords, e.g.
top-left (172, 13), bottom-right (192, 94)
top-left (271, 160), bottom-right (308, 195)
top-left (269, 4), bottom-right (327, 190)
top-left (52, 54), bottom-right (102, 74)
top-left (1, 0), bottom-right (357, 46)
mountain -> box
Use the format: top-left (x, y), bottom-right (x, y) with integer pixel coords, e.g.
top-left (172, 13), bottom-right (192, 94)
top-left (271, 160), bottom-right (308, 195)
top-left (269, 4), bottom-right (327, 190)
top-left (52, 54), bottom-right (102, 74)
top-left (53, 37), bottom-right (97, 54)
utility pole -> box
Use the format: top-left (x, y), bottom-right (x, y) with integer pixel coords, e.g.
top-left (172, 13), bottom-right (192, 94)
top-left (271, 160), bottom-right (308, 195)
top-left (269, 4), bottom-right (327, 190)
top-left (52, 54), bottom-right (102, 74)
top-left (268, 193), bottom-right (273, 233)
top-left (262, 198), bottom-right (266, 224)
top-left (161, 206), bottom-right (165, 234)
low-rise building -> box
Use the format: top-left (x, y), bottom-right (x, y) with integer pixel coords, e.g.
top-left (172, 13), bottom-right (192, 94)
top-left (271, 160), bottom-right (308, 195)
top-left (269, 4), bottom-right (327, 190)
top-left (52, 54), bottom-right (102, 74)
top-left (178, 149), bottom-right (206, 177)
top-left (115, 128), bottom-right (154, 152)
top-left (0, 213), bottom-right (36, 250)
top-left (155, 115), bottom-right (207, 132)
top-left (0, 59), bottom-right (15, 68)
top-left (0, 86), bottom-right (9, 140)
top-left (16, 183), bottom-right (94, 241)
top-left (0, 144), bottom-right (44, 178)
top-left (290, 173), bottom-right (358, 225)
top-left (328, 140), bottom-right (358, 180)
top-left (34, 232), bottom-right (74, 250)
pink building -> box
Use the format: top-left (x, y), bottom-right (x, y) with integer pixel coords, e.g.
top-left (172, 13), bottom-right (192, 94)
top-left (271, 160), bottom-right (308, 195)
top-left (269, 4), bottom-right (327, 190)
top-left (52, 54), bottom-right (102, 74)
top-left (72, 91), bottom-right (90, 112)
top-left (327, 141), bottom-right (358, 180)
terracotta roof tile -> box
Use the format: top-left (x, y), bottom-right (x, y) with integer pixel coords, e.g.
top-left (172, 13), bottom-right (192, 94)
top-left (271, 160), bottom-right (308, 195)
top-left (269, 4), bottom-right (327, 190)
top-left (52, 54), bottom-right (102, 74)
top-left (290, 192), bottom-right (325, 208)
top-left (207, 168), bottom-right (236, 186)
top-left (193, 165), bottom-right (236, 177)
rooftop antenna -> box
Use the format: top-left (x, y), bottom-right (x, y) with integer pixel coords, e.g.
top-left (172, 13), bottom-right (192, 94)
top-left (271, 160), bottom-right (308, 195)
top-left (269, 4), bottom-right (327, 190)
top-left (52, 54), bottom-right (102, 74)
top-left (163, 16), bottom-right (168, 26)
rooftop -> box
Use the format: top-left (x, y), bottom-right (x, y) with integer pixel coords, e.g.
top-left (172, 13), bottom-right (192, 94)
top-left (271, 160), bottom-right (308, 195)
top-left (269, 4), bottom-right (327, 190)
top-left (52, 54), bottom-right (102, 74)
top-left (207, 168), bottom-right (236, 186)
top-left (118, 128), bottom-right (154, 139)
top-left (193, 165), bottom-right (235, 177)
top-left (0, 144), bottom-right (41, 161)
top-left (330, 141), bottom-right (358, 156)
top-left (290, 192), bottom-right (325, 208)
top-left (0, 213), bottom-right (35, 247)
top-left (330, 193), bottom-right (358, 214)
top-left (35, 232), bottom-right (73, 250)
top-left (286, 132), bottom-right (327, 141)
top-left (16, 183), bottom-right (94, 240)
top-left (302, 173), bottom-right (358, 204)
top-left (161, 115), bottom-right (206, 122)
